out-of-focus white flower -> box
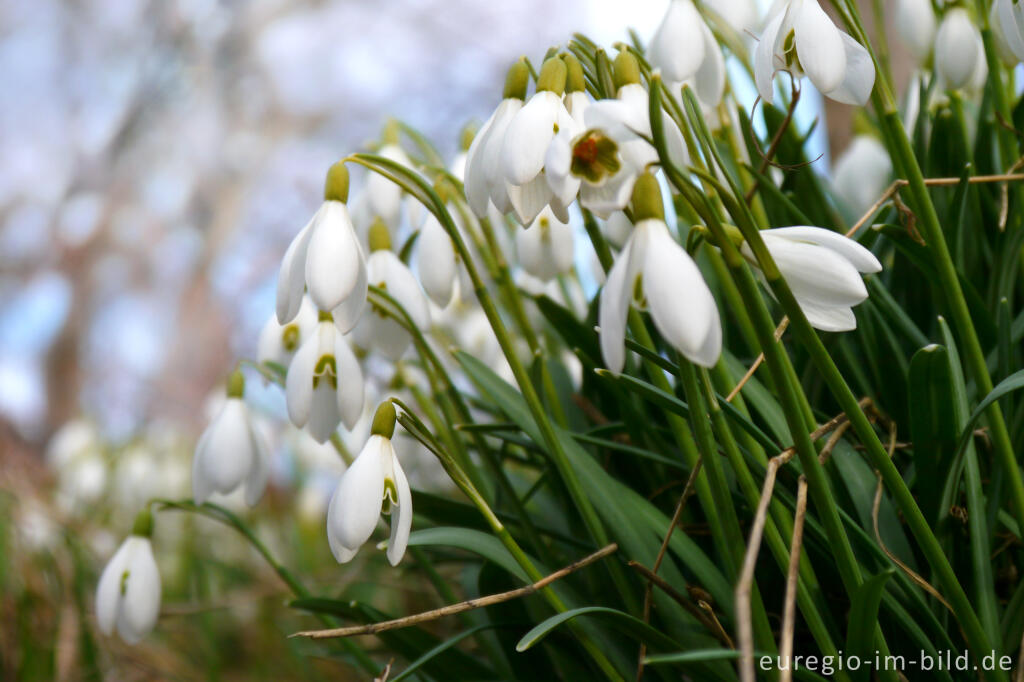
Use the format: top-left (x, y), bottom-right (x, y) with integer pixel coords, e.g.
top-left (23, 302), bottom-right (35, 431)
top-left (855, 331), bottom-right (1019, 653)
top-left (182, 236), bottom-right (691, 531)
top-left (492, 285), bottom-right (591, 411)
top-left (744, 226), bottom-right (882, 331)
top-left (465, 60), bottom-right (529, 217)
top-left (354, 221), bottom-right (431, 360)
top-left (258, 296), bottom-right (318, 369)
top-left (501, 57), bottom-right (576, 224)
top-left (286, 314), bottom-right (364, 443)
top-left (650, 0), bottom-right (727, 105)
top-left (277, 163), bottom-right (367, 333)
top-left (46, 419), bottom-right (100, 470)
top-left (192, 371), bottom-right (270, 506)
top-left (516, 207), bottom-right (574, 282)
top-left (55, 449), bottom-right (108, 511)
top-left (366, 141), bottom-right (414, 228)
top-left (935, 9), bottom-right (984, 90)
top-left (755, 0), bottom-right (875, 105)
top-left (326, 402), bottom-right (412, 566)
top-left (604, 211), bottom-right (633, 249)
top-left (95, 514), bottom-right (161, 644)
top-left (831, 135), bottom-right (893, 219)
top-left (705, 0), bottom-right (759, 33)
top-left (599, 175), bottom-right (721, 373)
top-left (993, 0), bottom-right (1024, 63)
top-left (897, 0), bottom-right (937, 62)
top-left (416, 214), bottom-right (458, 308)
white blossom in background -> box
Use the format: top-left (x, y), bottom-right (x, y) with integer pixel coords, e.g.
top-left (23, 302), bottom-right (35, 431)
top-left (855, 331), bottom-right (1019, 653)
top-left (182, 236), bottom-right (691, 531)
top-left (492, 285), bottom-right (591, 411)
top-left (896, 0), bottom-right (937, 62)
top-left (745, 227), bottom-right (882, 331)
top-left (192, 371), bottom-right (270, 506)
top-left (277, 163), bottom-right (368, 333)
top-left (416, 213), bottom-right (458, 308)
top-left (649, 0), bottom-right (726, 106)
top-left (935, 8), bottom-right (986, 91)
top-left (367, 141), bottom-right (414, 229)
top-left (285, 313), bottom-right (365, 443)
top-left (600, 174), bottom-right (721, 373)
top-left (705, 0), bottom-right (759, 34)
top-left (95, 514), bottom-right (161, 644)
top-left (755, 0), bottom-right (875, 106)
top-left (516, 207), bottom-right (574, 282)
top-left (326, 402), bottom-right (412, 565)
top-left (354, 220), bottom-right (431, 360)
top-left (501, 57), bottom-right (575, 224)
top-left (258, 296), bottom-right (318, 369)
top-left (465, 60), bottom-right (529, 217)
top-left (831, 135), bottom-right (893, 219)
top-left (993, 0), bottom-right (1024, 64)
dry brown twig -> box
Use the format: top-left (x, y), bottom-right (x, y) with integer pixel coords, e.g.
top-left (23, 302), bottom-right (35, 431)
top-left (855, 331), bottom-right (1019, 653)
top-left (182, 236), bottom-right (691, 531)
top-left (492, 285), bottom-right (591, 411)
top-left (290, 544), bottom-right (618, 639)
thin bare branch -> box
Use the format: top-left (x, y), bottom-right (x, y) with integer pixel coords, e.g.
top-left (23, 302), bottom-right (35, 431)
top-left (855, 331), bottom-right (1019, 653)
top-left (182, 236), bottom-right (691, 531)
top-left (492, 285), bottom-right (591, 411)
top-left (779, 477), bottom-right (808, 682)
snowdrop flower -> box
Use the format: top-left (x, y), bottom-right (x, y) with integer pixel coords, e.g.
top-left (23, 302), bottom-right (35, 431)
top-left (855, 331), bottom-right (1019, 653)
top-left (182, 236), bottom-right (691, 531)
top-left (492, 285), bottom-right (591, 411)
top-left (95, 511), bottom-right (161, 644)
top-left (192, 371), bottom-right (270, 506)
top-left (993, 0), bottom-right (1024, 63)
top-left (354, 220), bottom-right (431, 360)
top-left (896, 0), bottom-right (937, 62)
top-left (935, 8), bottom-right (984, 90)
top-left (501, 57), bottom-right (575, 224)
top-left (516, 206), bottom-right (574, 281)
top-left (286, 311), bottom-right (364, 443)
top-left (366, 129), bottom-right (414, 228)
top-left (416, 213), bottom-right (458, 308)
top-left (705, 0), bottom-right (759, 33)
top-left (277, 162), bottom-right (368, 333)
top-left (562, 54), bottom-right (591, 129)
top-left (831, 135), bottom-right (892, 219)
top-left (755, 0), bottom-right (875, 106)
top-left (599, 173), bottom-right (721, 373)
top-left (258, 296), bottom-right (318, 369)
top-left (649, 0), bottom-right (727, 105)
top-left (465, 59), bottom-right (529, 217)
top-left (326, 401), bottom-right (412, 565)
top-left (743, 226), bottom-right (882, 331)
top-left (547, 52), bottom-right (686, 218)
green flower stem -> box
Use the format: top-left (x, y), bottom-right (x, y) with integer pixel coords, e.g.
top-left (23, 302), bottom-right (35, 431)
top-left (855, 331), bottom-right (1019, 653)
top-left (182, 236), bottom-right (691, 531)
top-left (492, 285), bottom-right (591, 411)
top-left (697, 366), bottom-right (848, 682)
top-left (975, 0), bottom-right (1018, 164)
top-left (676, 356), bottom-right (778, 655)
top-left (151, 499), bottom-right (379, 675)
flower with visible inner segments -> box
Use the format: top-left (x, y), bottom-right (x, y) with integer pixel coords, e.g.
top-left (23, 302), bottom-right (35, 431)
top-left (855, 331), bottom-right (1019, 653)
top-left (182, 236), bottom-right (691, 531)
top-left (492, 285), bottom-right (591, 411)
top-left (95, 509), bottom-right (161, 644)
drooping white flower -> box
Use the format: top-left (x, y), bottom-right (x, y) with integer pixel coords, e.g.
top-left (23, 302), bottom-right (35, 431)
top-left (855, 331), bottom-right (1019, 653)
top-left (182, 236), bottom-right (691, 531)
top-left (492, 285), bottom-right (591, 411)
top-left (258, 296), bottom-right (318, 370)
top-left (935, 8), bottom-right (984, 90)
top-left (896, 0), bottom-right (937, 62)
top-left (599, 174), bottom-right (721, 373)
top-left (416, 213), bottom-right (458, 308)
top-left (831, 135), bottom-right (893, 219)
top-left (743, 226), bottom-right (882, 331)
top-left (286, 313), bottom-right (365, 443)
top-left (192, 371), bottom-right (270, 506)
top-left (649, 0), bottom-right (727, 105)
top-left (501, 57), bottom-right (576, 225)
top-left (366, 141), bottom-right (414, 228)
top-left (516, 206), bottom-right (574, 281)
top-left (993, 0), bottom-right (1024, 63)
top-left (465, 59), bottom-right (529, 217)
top-left (547, 52), bottom-right (687, 219)
top-left (326, 402), bottom-right (412, 566)
top-left (276, 162), bottom-right (368, 333)
top-left (354, 220), bottom-right (431, 360)
top-left (755, 0), bottom-right (875, 106)
top-left (705, 0), bottom-right (759, 33)
top-left (95, 515), bottom-right (161, 644)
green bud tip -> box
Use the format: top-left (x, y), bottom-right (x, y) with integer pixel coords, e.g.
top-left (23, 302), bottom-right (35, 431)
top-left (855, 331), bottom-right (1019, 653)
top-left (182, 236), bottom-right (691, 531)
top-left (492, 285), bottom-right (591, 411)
top-left (503, 59), bottom-right (530, 100)
top-left (560, 53), bottom-right (586, 93)
top-left (318, 310), bottom-right (333, 323)
top-left (459, 124), bottom-right (477, 152)
top-left (132, 507), bottom-right (154, 538)
top-left (324, 162), bottom-right (350, 203)
top-left (368, 218), bottom-right (392, 252)
top-left (721, 224), bottom-right (744, 248)
top-left (631, 173), bottom-right (665, 222)
top-left (612, 50), bottom-right (641, 90)
top-left (382, 119), bottom-right (401, 146)
top-left (536, 57), bottom-right (568, 95)
top-left (371, 401), bottom-right (397, 439)
top-left (226, 369), bottom-right (245, 398)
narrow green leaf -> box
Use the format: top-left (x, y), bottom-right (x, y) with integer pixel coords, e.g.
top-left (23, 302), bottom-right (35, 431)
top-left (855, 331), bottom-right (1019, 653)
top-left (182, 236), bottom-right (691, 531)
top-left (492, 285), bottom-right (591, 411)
top-left (907, 344), bottom-right (958, 523)
top-left (845, 570), bottom-right (895, 682)
top-left (515, 606), bottom-right (680, 652)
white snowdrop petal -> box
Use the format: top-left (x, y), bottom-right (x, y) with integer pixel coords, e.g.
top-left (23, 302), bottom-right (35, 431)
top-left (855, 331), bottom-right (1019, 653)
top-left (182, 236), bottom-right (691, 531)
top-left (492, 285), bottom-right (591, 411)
top-left (191, 427), bottom-right (215, 505)
top-left (507, 174), bottom-right (554, 225)
top-left (581, 170), bottom-right (639, 219)
top-left (417, 216), bottom-right (457, 308)
top-left (243, 417), bottom-right (271, 506)
top-left (599, 232), bottom-right (643, 374)
top-left (936, 9), bottom-right (981, 89)
top-left (331, 254), bottom-right (368, 334)
top-left (483, 100), bottom-right (524, 213)
top-left (649, 0), bottom-right (706, 83)
top-left (326, 487), bottom-right (359, 563)
top-left (118, 538), bottom-right (161, 644)
top-left (764, 226), bottom-right (882, 273)
top-left (197, 399), bottom-right (253, 495)
top-left (897, 0), bottom-right (937, 61)
top-left (276, 219), bottom-right (314, 324)
top-left (465, 104), bottom-right (502, 216)
top-left (305, 202), bottom-right (363, 312)
top-left (761, 236), bottom-right (869, 307)
top-left (502, 92), bottom-right (563, 186)
top-left (793, 0), bottom-right (846, 95)
top-left (823, 32), bottom-right (876, 106)
top-left (798, 300), bottom-right (858, 331)
top-left (386, 452), bottom-right (413, 566)
top-left (333, 336), bottom-right (365, 430)
top-left (383, 252), bottom-right (431, 331)
top-left (285, 326), bottom-right (321, 429)
top-left (307, 382), bottom-right (342, 443)
top-left (754, 8), bottom-right (788, 104)
top-left (95, 541), bottom-right (131, 635)
top-left (330, 436), bottom-right (387, 549)
top-left (695, 19), bottom-right (727, 106)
